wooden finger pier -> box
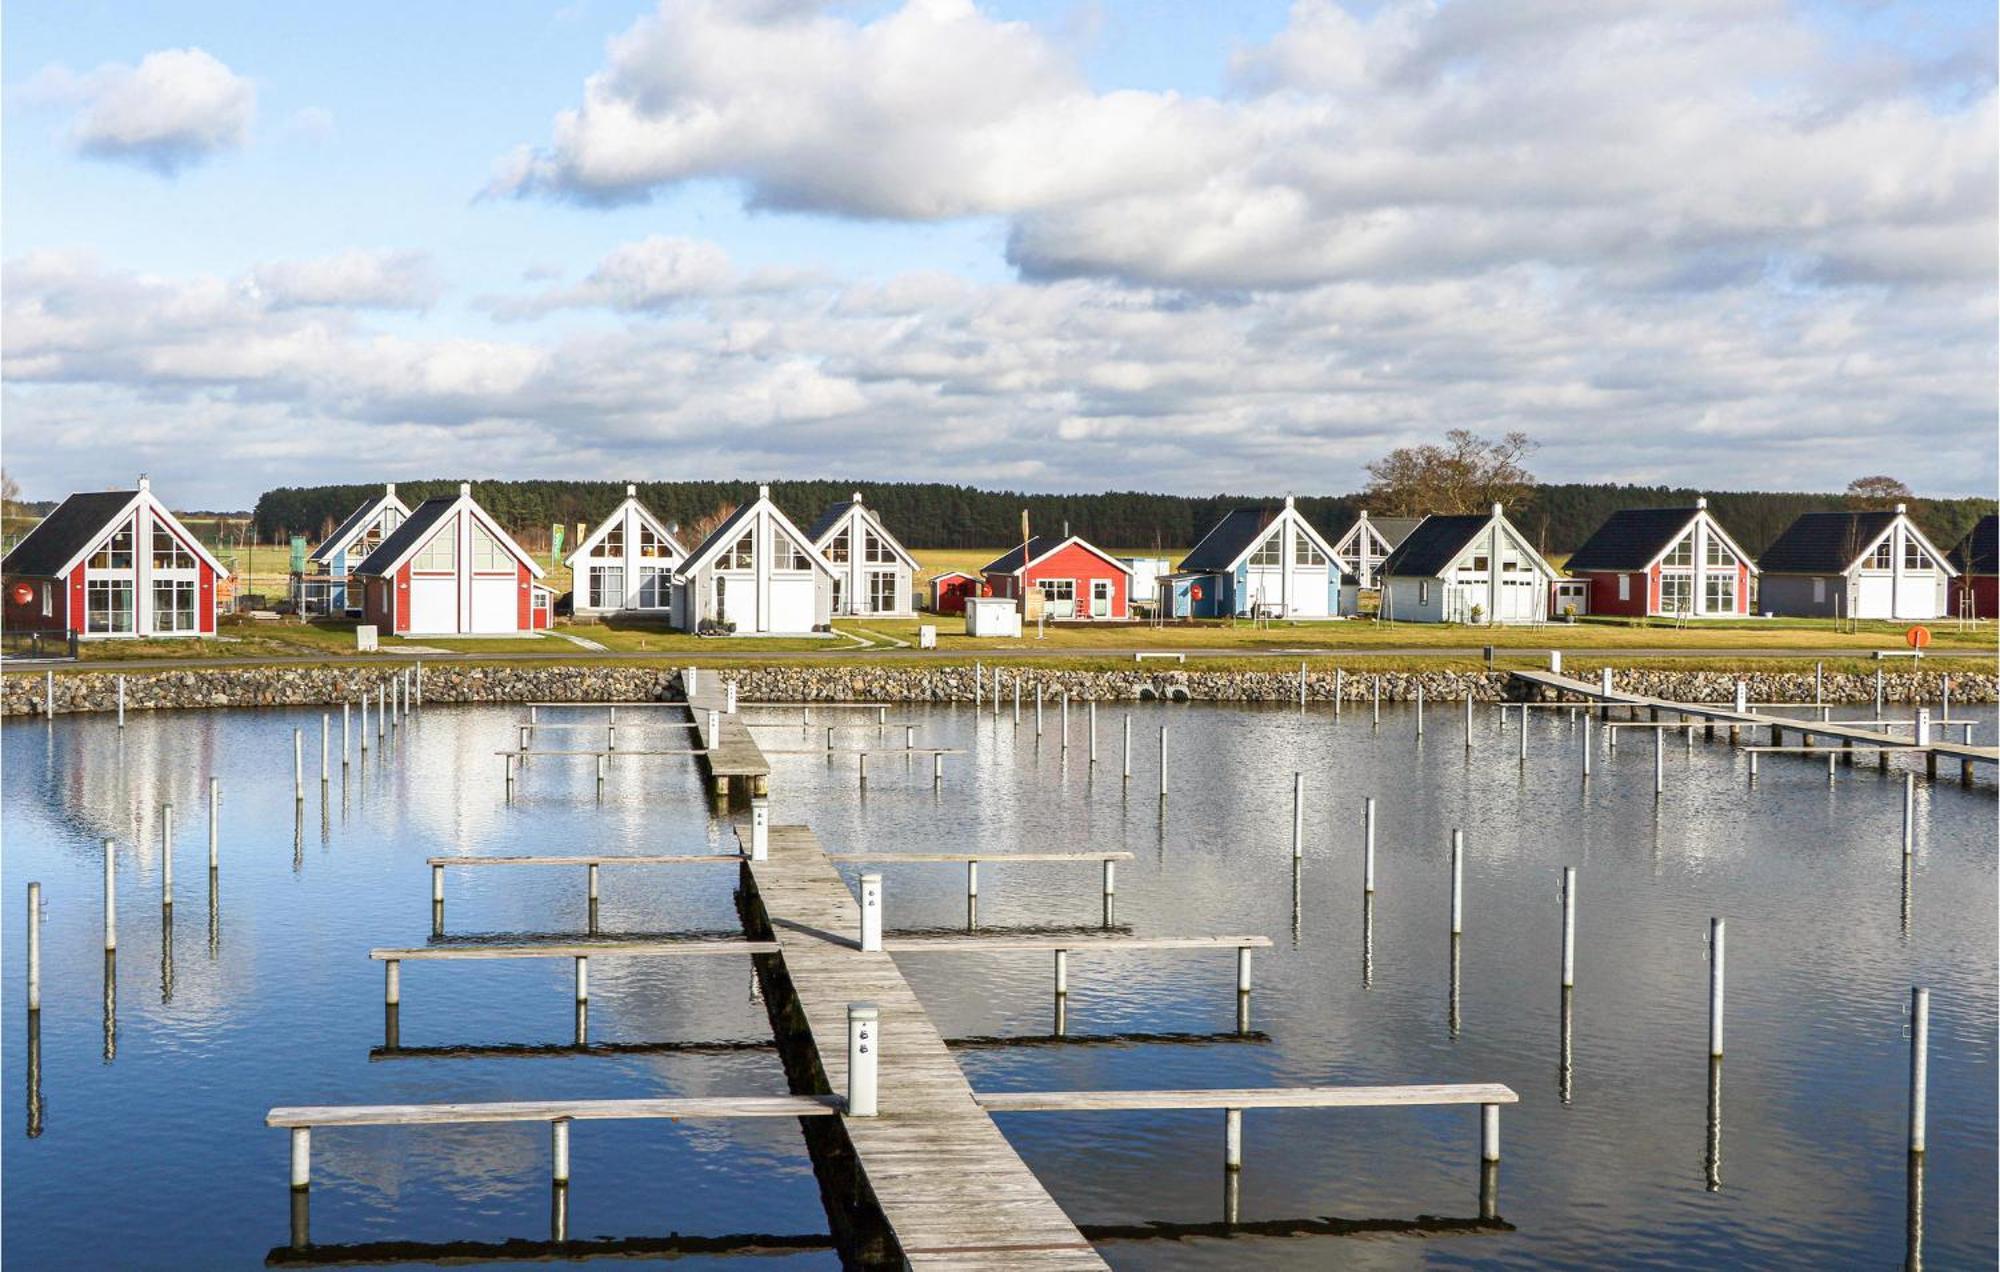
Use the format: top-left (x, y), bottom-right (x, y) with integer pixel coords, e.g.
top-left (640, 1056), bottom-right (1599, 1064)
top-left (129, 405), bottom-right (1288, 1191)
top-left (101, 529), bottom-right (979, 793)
top-left (268, 668), bottom-right (1519, 1267)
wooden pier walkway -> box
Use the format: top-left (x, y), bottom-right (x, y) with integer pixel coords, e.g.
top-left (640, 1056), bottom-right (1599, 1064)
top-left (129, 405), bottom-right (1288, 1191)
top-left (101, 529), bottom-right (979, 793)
top-left (743, 825), bottom-right (1108, 1270)
top-left (1511, 669), bottom-right (1996, 782)
top-left (685, 680), bottom-right (772, 798)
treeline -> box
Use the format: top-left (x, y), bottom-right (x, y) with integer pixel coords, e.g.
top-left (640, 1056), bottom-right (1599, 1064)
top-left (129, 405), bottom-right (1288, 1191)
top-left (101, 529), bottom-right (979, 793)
top-left (251, 479), bottom-right (1996, 557)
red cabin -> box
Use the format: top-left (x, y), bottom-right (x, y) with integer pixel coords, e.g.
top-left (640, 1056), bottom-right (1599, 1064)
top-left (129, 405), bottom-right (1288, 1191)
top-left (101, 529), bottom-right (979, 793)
top-left (928, 570), bottom-right (981, 615)
top-left (1562, 500), bottom-right (1756, 619)
top-left (351, 484), bottom-right (548, 636)
top-left (1947, 515), bottom-right (1996, 619)
top-left (979, 535), bottom-right (1132, 620)
top-left (2, 477), bottom-right (228, 639)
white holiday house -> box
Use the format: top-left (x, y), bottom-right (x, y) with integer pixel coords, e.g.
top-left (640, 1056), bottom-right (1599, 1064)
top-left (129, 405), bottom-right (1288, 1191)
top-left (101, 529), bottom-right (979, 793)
top-left (809, 491), bottom-right (917, 617)
top-left (675, 485), bottom-right (835, 635)
top-left (1330, 511), bottom-right (1427, 590)
top-left (1758, 505), bottom-right (1956, 620)
top-left (1379, 504), bottom-right (1560, 624)
top-left (563, 485), bottom-right (687, 624)
top-left (1168, 496), bottom-right (1348, 619)
top-left (297, 483), bottom-right (409, 616)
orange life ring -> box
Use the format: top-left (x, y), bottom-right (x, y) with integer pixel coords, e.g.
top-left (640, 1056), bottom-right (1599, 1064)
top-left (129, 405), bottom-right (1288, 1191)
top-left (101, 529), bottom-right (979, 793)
top-left (9, 582), bottom-right (34, 606)
top-left (1906, 625), bottom-right (1931, 649)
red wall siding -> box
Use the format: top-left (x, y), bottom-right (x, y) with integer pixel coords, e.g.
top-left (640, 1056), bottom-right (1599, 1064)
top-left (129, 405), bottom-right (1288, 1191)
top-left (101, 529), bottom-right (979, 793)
top-left (1580, 571), bottom-right (1647, 617)
top-left (1953, 575), bottom-right (1997, 619)
top-left (1736, 562), bottom-right (1750, 615)
top-left (517, 562), bottom-right (532, 631)
top-left (1022, 544), bottom-right (1128, 618)
top-left (396, 563), bottom-right (413, 634)
top-left (1, 575), bottom-right (68, 633)
top-left (69, 568), bottom-right (86, 633)
top-left (199, 563), bottom-right (217, 633)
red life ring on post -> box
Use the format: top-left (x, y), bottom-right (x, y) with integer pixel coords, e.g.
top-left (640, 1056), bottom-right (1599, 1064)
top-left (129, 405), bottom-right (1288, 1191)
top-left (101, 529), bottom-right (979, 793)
top-left (1191, 584), bottom-right (1204, 601)
top-left (1906, 625), bottom-right (1931, 649)
top-left (10, 582), bottom-right (34, 606)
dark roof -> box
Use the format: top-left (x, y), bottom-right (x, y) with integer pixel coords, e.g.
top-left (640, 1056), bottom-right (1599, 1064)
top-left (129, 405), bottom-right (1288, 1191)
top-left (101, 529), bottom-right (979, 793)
top-left (1379, 514), bottom-right (1492, 578)
top-left (352, 497), bottom-right (454, 577)
top-left (682, 499), bottom-right (761, 571)
top-left (982, 535), bottom-right (1061, 574)
top-left (1950, 514), bottom-right (1997, 575)
top-left (1757, 511), bottom-right (1899, 574)
top-left (310, 496), bottom-right (384, 563)
top-left (808, 500), bottom-right (852, 543)
top-left (2, 490), bottom-right (137, 577)
top-left (1369, 517), bottom-right (1426, 551)
top-left (1564, 508), bottom-right (1700, 572)
top-left (1179, 508), bottom-right (1278, 572)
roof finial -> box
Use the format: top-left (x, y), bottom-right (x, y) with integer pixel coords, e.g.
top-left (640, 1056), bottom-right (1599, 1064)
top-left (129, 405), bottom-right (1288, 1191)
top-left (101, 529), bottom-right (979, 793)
top-left (627, 483), bottom-right (637, 498)
top-left (1895, 502), bottom-right (1907, 514)
top-left (1284, 494), bottom-right (1295, 509)
top-left (138, 474), bottom-right (150, 492)
top-left (386, 482), bottom-right (395, 497)
top-left (758, 483), bottom-right (770, 499)
top-left (459, 482), bottom-right (470, 497)
top-left (1359, 508), bottom-right (1369, 520)
top-left (853, 490), bottom-right (863, 504)
top-left (1491, 501), bottom-right (1503, 518)
top-left (1696, 496), bottom-right (1707, 509)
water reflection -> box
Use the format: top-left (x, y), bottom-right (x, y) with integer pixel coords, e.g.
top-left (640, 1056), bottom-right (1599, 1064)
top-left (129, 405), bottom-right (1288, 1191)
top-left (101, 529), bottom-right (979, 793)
top-left (25, 1010), bottom-right (43, 1138)
top-left (1705, 1056), bottom-right (1724, 1192)
top-left (208, 868), bottom-right (221, 959)
top-left (160, 902), bottom-right (175, 1002)
top-left (262, 1228), bottom-right (837, 1266)
top-left (1448, 934), bottom-right (1462, 1038)
top-left (102, 949), bottom-right (117, 1063)
top-left (1360, 894), bottom-right (1374, 988)
top-left (1558, 987), bottom-right (1575, 1105)
top-left (1907, 1150), bottom-right (1925, 1271)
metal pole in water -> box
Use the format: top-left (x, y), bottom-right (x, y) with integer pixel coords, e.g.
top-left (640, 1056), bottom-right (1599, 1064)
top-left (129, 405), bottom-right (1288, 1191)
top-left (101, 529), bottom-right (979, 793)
top-left (1291, 772), bottom-right (1304, 860)
top-left (859, 874), bottom-right (882, 951)
top-left (161, 804), bottom-right (174, 906)
top-left (1518, 702), bottom-right (1528, 762)
top-left (293, 731), bottom-right (304, 802)
top-left (27, 882), bottom-right (42, 1012)
top-left (1450, 830), bottom-right (1464, 936)
top-left (377, 684), bottom-right (386, 739)
top-left (117, 675), bottom-right (125, 727)
top-left (847, 1003), bottom-right (879, 1117)
top-left (103, 841), bottom-right (116, 951)
top-left (1012, 675), bottom-right (1020, 724)
top-left (1035, 684), bottom-right (1044, 736)
top-left (1875, 667), bottom-right (1884, 717)
top-left (1088, 701), bottom-right (1097, 765)
top-left (1481, 1104), bottom-right (1501, 1163)
top-left (1225, 1107), bottom-right (1244, 1171)
top-left (360, 695), bottom-right (369, 751)
top-left (1158, 725), bottom-right (1168, 799)
top-left (932, 752), bottom-right (943, 784)
top-left (1060, 691), bottom-right (1069, 752)
top-left (1909, 987), bottom-right (1929, 1154)
top-left (1372, 676), bottom-right (1381, 725)
top-left (1654, 726), bottom-right (1665, 795)
top-left (1903, 773), bottom-right (1916, 855)
top-left (1415, 683), bottom-right (1424, 737)
top-left (1561, 867), bottom-right (1576, 988)
top-left (342, 704), bottom-right (350, 768)
top-left (44, 668), bottom-right (54, 720)
top-left (574, 956), bottom-right (589, 1003)
top-left (552, 1120), bottom-right (571, 1185)
top-left (974, 661), bottom-right (982, 712)
top-left (1335, 667), bottom-right (1343, 718)
top-left (1363, 797), bottom-right (1376, 894)
top-left (858, 751), bottom-right (868, 787)
top-left (1815, 661), bottom-right (1824, 704)
top-left (1708, 918), bottom-right (1725, 1057)
top-left (1298, 660), bottom-right (1307, 710)
top-left (1121, 714), bottom-right (1131, 779)
top-left (905, 724), bottom-right (915, 751)
top-left (1465, 691), bottom-right (1473, 749)
top-left (320, 715), bottom-right (329, 785)
top-left (1581, 714), bottom-right (1593, 777)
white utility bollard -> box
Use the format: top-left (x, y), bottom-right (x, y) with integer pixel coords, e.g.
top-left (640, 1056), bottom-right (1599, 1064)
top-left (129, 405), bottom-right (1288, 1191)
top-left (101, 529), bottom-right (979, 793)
top-left (750, 796), bottom-right (769, 861)
top-left (847, 1003), bottom-right (879, 1117)
top-left (1561, 867), bottom-right (1577, 988)
top-left (1914, 708), bottom-right (1931, 746)
top-left (708, 710), bottom-right (721, 745)
top-left (858, 874), bottom-right (883, 952)
top-left (726, 681), bottom-right (737, 714)
top-left (1291, 773), bottom-right (1304, 860)
top-left (686, 666), bottom-right (698, 694)
top-left (1450, 830), bottom-right (1464, 936)
top-left (1708, 918), bottom-right (1725, 1057)
top-left (1362, 797), bottom-right (1376, 894)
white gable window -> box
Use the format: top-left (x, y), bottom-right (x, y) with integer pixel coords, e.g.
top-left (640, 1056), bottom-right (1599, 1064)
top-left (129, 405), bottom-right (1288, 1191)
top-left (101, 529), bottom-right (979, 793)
top-left (1617, 575), bottom-right (1631, 602)
top-left (1295, 532), bottom-right (1327, 567)
top-left (471, 523), bottom-right (512, 573)
top-left (598, 522), bottom-right (624, 558)
top-left (1249, 533), bottom-right (1283, 567)
top-left (1704, 536), bottom-right (1735, 567)
top-left (1903, 539), bottom-right (1932, 571)
top-left (90, 517), bottom-right (136, 571)
top-left (637, 567), bottom-right (671, 608)
top-left (723, 531), bottom-right (755, 570)
top-left (153, 579), bottom-right (197, 632)
top-left (1662, 534), bottom-right (1694, 567)
top-left (637, 524), bottom-right (669, 559)
top-left (825, 528), bottom-right (851, 564)
top-left (778, 537), bottom-right (813, 571)
top-left (589, 566), bottom-right (623, 609)
top-left (1661, 574), bottom-right (1692, 614)
top-left (412, 525), bottom-right (456, 572)
top-left (1868, 540), bottom-right (1893, 569)
top-left (864, 528), bottom-right (896, 564)
top-left (151, 524), bottom-right (197, 570)
top-left (87, 579), bottom-right (135, 634)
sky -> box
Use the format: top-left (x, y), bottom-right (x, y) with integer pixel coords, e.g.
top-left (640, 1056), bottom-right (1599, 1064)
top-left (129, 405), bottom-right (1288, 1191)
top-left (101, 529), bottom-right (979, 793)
top-left (3, 0), bottom-right (1995, 509)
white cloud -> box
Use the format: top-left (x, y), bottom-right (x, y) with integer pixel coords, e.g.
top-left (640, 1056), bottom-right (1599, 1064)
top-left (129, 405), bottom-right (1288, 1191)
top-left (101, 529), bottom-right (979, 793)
top-left (487, 235), bottom-right (820, 318)
top-left (251, 249), bottom-right (441, 311)
top-left (31, 48), bottom-right (256, 175)
top-left (492, 0), bottom-right (1994, 293)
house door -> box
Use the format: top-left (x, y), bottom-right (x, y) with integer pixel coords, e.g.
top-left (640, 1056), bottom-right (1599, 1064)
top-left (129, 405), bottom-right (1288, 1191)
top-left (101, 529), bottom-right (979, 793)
top-left (1090, 579), bottom-right (1112, 618)
top-left (470, 577), bottom-right (517, 632)
top-left (408, 578), bottom-right (456, 633)
top-left (1855, 574), bottom-right (1893, 619)
top-left (1287, 568), bottom-right (1328, 616)
top-left (768, 578), bottom-right (815, 632)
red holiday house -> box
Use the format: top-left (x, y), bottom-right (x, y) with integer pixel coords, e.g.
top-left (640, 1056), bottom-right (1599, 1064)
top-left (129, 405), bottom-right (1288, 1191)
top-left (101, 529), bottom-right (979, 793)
top-left (2, 477), bottom-right (227, 639)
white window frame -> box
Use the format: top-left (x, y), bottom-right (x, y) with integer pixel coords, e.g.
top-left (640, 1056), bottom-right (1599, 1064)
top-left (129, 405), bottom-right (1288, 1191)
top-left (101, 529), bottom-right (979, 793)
top-left (1418, 580), bottom-right (1430, 606)
top-left (589, 565), bottom-right (624, 610)
top-left (152, 578), bottom-right (197, 633)
top-left (412, 525), bottom-right (456, 573)
top-left (86, 578), bottom-right (135, 634)
top-left (1617, 575), bottom-right (1631, 602)
top-left (470, 522), bottom-right (513, 574)
top-left (1038, 578), bottom-right (1077, 604)
top-left (1660, 573), bottom-right (1693, 614)
top-left (1248, 533), bottom-right (1283, 567)
top-left (1090, 578), bottom-right (1113, 617)
top-left (867, 571), bottom-right (897, 613)
top-left (1703, 572), bottom-right (1736, 614)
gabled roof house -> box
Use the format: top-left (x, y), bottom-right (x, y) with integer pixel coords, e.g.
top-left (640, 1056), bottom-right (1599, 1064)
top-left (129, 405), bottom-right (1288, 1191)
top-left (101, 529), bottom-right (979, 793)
top-left (1757, 505), bottom-right (1955, 620)
top-left (1379, 504), bottom-right (1559, 624)
top-left (1331, 511), bottom-right (1426, 590)
top-left (1170, 497), bottom-right (1347, 618)
top-left (981, 535), bottom-right (1132, 620)
top-left (811, 491), bottom-right (918, 617)
top-left (2, 477), bottom-right (229, 638)
top-left (298, 483), bottom-right (409, 615)
top-left (1947, 514), bottom-right (1996, 620)
top-left (675, 485), bottom-right (835, 635)
top-left (1563, 498), bottom-right (1757, 618)
top-left (351, 483), bottom-right (551, 635)
top-left (564, 484), bottom-right (687, 622)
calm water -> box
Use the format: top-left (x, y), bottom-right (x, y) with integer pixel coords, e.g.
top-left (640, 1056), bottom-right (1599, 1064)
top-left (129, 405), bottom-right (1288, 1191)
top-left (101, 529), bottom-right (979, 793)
top-left (3, 697), bottom-right (1994, 1269)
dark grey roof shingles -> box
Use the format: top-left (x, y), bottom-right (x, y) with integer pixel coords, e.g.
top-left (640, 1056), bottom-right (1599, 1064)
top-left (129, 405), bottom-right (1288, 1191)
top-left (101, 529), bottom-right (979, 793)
top-left (2, 491), bottom-right (137, 577)
top-left (682, 499), bottom-right (761, 571)
top-left (1379, 514), bottom-right (1492, 578)
top-left (1757, 511), bottom-right (1899, 574)
top-left (1564, 508), bottom-right (1701, 572)
top-left (1178, 508), bottom-right (1279, 573)
top-left (310, 496), bottom-right (385, 563)
top-left (1950, 514), bottom-right (1997, 575)
top-left (808, 500), bottom-right (851, 543)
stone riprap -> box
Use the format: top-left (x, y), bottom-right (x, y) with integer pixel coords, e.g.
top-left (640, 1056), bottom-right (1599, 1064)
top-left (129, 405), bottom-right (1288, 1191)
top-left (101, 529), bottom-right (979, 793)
top-left (1, 663), bottom-right (1991, 716)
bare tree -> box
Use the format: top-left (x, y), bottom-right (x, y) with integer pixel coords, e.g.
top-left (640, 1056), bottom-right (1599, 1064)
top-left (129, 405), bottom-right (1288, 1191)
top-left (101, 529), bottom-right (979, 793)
top-left (683, 503), bottom-right (739, 546)
top-left (1844, 475), bottom-right (1913, 509)
top-left (1364, 430), bottom-right (1538, 515)
top-left (0, 469), bottom-right (19, 512)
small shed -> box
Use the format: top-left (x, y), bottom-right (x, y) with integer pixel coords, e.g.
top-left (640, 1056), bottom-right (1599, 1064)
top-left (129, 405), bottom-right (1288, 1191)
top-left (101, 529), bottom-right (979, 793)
top-left (965, 596), bottom-right (1022, 637)
top-left (928, 570), bottom-right (980, 615)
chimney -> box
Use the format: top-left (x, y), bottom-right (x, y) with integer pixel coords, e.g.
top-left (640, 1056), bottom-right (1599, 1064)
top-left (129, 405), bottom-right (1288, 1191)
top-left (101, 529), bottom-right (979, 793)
top-left (138, 474), bottom-right (150, 492)
top-left (1696, 496), bottom-right (1707, 509)
top-left (853, 490), bottom-right (863, 504)
top-left (459, 482), bottom-right (470, 497)
top-left (759, 484), bottom-right (770, 499)
top-left (385, 482), bottom-right (395, 498)
top-left (1895, 502), bottom-right (1907, 514)
top-left (1491, 502), bottom-right (1503, 518)
top-left (627, 483), bottom-right (636, 497)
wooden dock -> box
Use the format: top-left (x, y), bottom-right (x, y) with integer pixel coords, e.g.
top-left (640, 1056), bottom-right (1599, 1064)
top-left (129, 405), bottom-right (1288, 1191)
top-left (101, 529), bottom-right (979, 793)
top-left (742, 825), bottom-right (1108, 1270)
top-left (1511, 669), bottom-right (1996, 783)
top-left (685, 680), bottom-right (772, 798)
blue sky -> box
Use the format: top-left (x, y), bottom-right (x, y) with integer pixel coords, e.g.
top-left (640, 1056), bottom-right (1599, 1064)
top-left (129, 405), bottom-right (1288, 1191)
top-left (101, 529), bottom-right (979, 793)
top-left (4, 1), bottom-right (1994, 508)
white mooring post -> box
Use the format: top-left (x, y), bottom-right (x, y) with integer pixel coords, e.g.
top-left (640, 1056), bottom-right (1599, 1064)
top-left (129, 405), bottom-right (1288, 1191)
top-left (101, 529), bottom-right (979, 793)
top-left (27, 881), bottom-right (43, 1012)
top-left (293, 731), bottom-right (304, 802)
top-left (208, 777), bottom-right (221, 870)
top-left (932, 752), bottom-right (943, 784)
top-left (1102, 859), bottom-right (1116, 910)
top-left (750, 795), bottom-right (769, 861)
top-left (608, 722), bottom-right (617, 753)
top-left (574, 956), bottom-right (589, 1003)
top-left (1561, 867), bottom-right (1577, 988)
top-left (1289, 772), bottom-right (1305, 860)
top-left (1035, 684), bottom-right (1044, 736)
top-left (342, 704), bottom-right (351, 768)
top-left (117, 675), bottom-right (126, 727)
top-left (44, 668), bottom-right (54, 719)
top-left (1450, 830), bottom-right (1465, 936)
top-left (377, 684), bottom-right (386, 738)
top-left (1225, 1107), bottom-right (1244, 1172)
top-left (1599, 667), bottom-right (1613, 715)
top-left (1372, 676), bottom-right (1381, 725)
top-left (1465, 691), bottom-right (1474, 749)
top-left (103, 841), bottom-right (116, 951)
top-left (1012, 674), bottom-right (1021, 723)
top-left (1237, 945), bottom-right (1253, 994)
top-left (432, 864), bottom-right (445, 909)
top-left (1941, 674), bottom-right (1951, 719)
top-left (1914, 708), bottom-right (1931, 747)
top-left (1518, 702), bottom-right (1528, 761)
top-left (1363, 797), bottom-right (1376, 894)
top-left (1734, 681), bottom-right (1748, 715)
top-left (360, 695), bottom-right (369, 752)
top-left (1087, 701), bottom-right (1097, 765)
top-left (587, 863), bottom-right (598, 905)
top-left (1481, 1104), bottom-right (1501, 1163)
top-left (1415, 683), bottom-right (1424, 737)
top-left (1158, 725), bottom-right (1168, 799)
top-left (384, 958), bottom-right (400, 1006)
top-left (974, 662), bottom-right (982, 711)
top-left (1908, 986), bottom-right (1929, 1154)
top-left (161, 804), bottom-right (174, 906)
top-left (552, 1119), bottom-right (571, 1186)
top-left (1053, 947), bottom-right (1067, 996)
top-left (967, 860), bottom-right (979, 906)
top-left (1708, 918), bottom-right (1726, 1058)
top-left (1298, 660), bottom-right (1307, 709)
top-left (1121, 714), bottom-right (1132, 779)
top-left (291, 1128), bottom-right (311, 1191)
top-left (595, 754), bottom-right (606, 786)
top-left (1814, 661), bottom-right (1824, 704)
top-left (726, 681), bottom-right (737, 714)
top-left (320, 715), bottom-right (330, 785)
top-left (1901, 773), bottom-right (1917, 855)
top-left (1334, 667), bottom-right (1343, 718)
top-left (1060, 691), bottom-right (1069, 752)
top-left (1654, 726), bottom-right (1665, 795)
top-left (847, 1003), bottom-right (879, 1117)
top-left (858, 751), bottom-right (868, 787)
top-left (859, 874), bottom-right (883, 952)
top-left (1874, 667), bottom-right (1885, 717)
